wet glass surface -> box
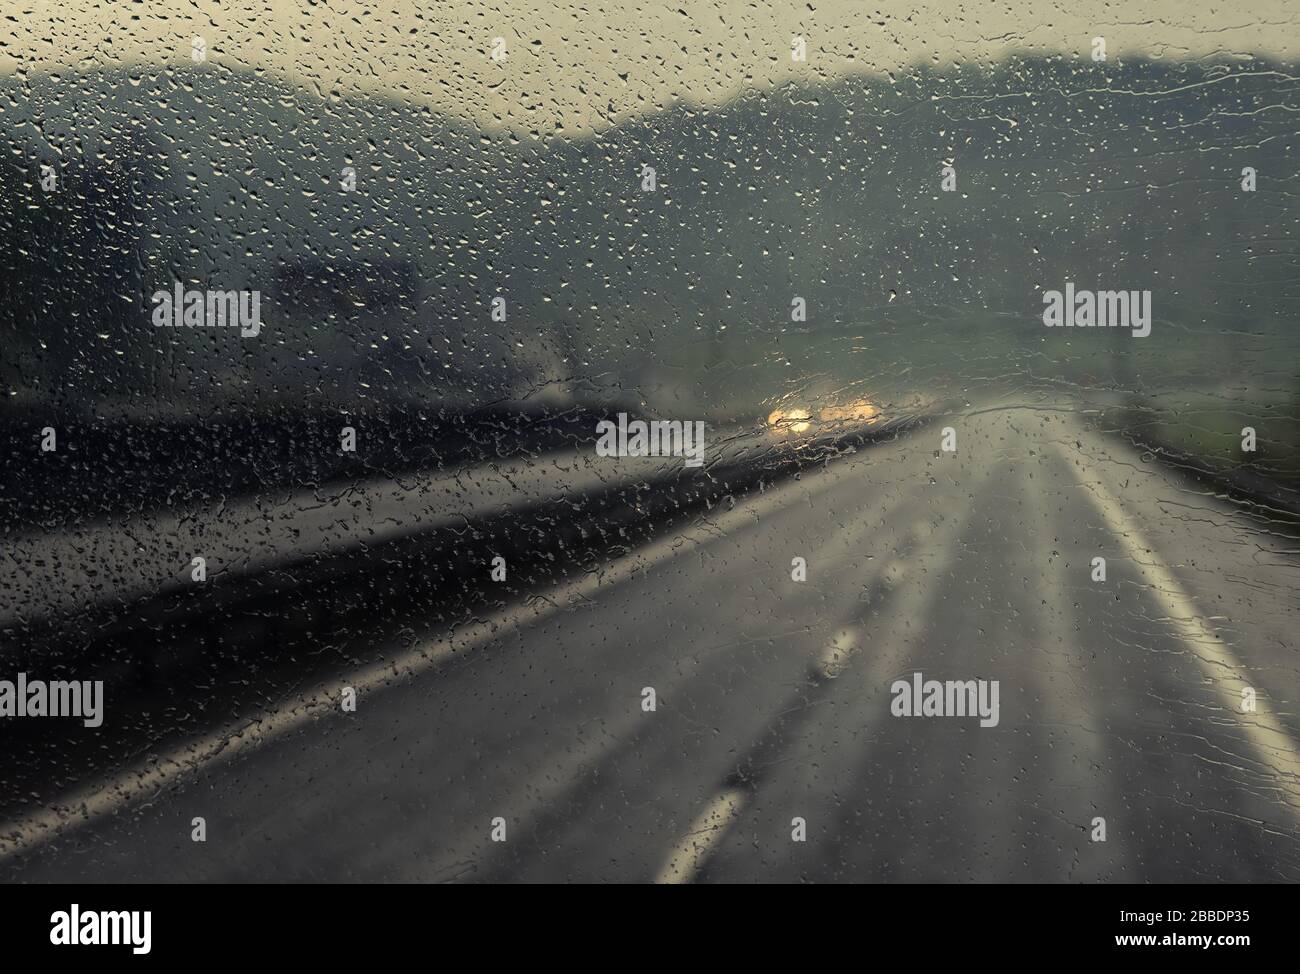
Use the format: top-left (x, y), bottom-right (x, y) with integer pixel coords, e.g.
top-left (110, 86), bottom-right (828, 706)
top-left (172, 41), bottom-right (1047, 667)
top-left (0, 1), bottom-right (1297, 883)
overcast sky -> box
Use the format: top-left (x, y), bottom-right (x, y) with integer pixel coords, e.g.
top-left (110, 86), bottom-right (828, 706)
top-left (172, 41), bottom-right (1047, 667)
top-left (4, 1), bottom-right (1297, 133)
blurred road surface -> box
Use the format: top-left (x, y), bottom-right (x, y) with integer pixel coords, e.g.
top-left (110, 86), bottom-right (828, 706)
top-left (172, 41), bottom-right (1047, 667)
top-left (3, 403), bottom-right (1297, 882)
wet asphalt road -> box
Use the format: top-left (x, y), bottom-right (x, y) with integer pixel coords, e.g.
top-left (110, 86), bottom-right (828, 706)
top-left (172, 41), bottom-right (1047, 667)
top-left (3, 404), bottom-right (1298, 882)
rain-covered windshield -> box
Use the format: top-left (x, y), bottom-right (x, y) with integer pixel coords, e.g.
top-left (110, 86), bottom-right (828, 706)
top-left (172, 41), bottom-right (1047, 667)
top-left (0, 1), bottom-right (1297, 889)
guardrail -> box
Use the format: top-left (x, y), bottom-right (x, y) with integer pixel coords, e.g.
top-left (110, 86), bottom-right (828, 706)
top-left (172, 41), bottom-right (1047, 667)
top-left (0, 412), bottom-right (931, 640)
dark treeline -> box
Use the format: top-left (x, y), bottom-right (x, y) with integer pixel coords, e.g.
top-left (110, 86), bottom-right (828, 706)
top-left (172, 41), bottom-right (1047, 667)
top-left (1, 53), bottom-right (1295, 508)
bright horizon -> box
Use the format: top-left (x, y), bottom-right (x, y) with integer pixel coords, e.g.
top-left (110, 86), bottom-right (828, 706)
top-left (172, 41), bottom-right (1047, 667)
top-left (4, 0), bottom-right (1297, 135)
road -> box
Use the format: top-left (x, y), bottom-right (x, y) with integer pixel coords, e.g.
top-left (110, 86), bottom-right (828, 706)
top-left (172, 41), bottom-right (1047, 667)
top-left (2, 403), bottom-right (1298, 882)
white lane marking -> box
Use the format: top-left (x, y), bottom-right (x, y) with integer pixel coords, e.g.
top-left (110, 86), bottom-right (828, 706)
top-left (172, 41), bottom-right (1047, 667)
top-left (409, 479), bottom-right (920, 880)
top-left (655, 483), bottom-right (1000, 880)
top-left (1066, 445), bottom-right (1300, 815)
top-left (653, 788), bottom-right (746, 884)
top-left (809, 512), bottom-right (950, 682)
top-left (814, 553), bottom-right (913, 681)
top-left (655, 515), bottom-right (960, 882)
top-left (0, 455), bottom-right (867, 860)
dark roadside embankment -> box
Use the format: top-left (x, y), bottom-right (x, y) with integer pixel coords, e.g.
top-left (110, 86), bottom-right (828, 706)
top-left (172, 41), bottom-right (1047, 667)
top-left (1094, 404), bottom-right (1300, 533)
top-left (0, 408), bottom-right (933, 821)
